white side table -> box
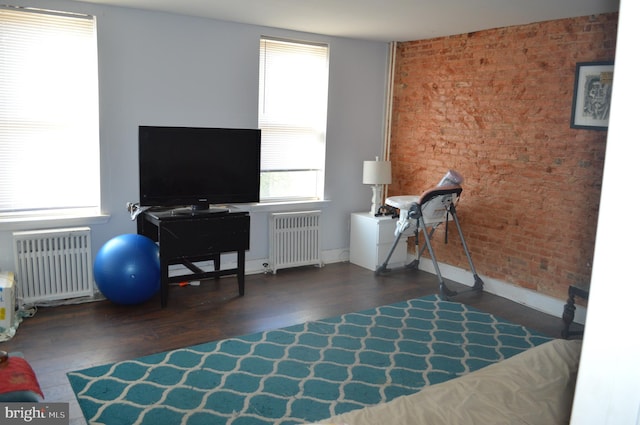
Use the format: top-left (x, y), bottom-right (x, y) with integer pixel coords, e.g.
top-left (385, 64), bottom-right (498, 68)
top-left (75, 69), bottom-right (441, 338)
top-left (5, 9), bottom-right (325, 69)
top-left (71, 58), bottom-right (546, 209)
top-left (349, 212), bottom-right (408, 271)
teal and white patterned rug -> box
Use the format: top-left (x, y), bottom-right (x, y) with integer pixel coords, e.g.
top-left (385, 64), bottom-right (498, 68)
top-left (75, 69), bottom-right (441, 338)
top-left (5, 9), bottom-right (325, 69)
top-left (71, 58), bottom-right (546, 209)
top-left (68, 295), bottom-right (551, 424)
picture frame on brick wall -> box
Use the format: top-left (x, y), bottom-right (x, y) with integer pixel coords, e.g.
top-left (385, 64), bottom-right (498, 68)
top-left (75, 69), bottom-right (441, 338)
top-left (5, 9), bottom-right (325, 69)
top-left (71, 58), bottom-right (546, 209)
top-left (570, 61), bottom-right (614, 131)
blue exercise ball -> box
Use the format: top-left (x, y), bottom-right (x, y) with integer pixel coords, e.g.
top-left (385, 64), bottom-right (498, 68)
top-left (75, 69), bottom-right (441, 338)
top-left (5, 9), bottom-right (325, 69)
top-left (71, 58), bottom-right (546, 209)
top-left (94, 234), bottom-right (160, 305)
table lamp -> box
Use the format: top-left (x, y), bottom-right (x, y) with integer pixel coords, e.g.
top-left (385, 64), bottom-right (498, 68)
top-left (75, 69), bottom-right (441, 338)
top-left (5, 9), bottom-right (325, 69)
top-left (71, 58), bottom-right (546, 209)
top-left (362, 156), bottom-right (392, 215)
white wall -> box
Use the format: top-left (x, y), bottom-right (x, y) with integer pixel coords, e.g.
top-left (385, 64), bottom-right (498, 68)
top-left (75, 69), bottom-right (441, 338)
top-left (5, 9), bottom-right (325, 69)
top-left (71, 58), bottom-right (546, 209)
top-left (570, 1), bottom-right (640, 423)
top-left (0, 0), bottom-right (390, 271)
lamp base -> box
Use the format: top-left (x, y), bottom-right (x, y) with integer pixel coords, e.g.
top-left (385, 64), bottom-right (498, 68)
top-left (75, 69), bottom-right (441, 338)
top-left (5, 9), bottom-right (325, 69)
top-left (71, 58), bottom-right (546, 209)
top-left (369, 185), bottom-right (382, 215)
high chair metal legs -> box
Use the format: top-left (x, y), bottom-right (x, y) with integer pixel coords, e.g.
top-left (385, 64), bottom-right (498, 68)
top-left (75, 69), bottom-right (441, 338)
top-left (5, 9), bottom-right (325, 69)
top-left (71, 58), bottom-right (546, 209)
top-left (376, 185), bottom-right (483, 300)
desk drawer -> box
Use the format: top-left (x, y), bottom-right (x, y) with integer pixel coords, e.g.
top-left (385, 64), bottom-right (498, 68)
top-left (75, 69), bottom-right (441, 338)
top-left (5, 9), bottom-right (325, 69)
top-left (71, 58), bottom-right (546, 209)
top-left (159, 214), bottom-right (250, 258)
top-left (378, 218), bottom-right (400, 244)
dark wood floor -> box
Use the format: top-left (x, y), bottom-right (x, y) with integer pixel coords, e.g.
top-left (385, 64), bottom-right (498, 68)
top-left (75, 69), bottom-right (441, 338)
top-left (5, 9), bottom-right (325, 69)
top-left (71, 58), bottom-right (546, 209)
top-left (1, 262), bottom-right (568, 424)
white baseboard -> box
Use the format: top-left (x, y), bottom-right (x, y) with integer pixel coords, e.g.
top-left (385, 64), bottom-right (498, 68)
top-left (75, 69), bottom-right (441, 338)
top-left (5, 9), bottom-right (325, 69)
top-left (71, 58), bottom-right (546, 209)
top-left (169, 249), bottom-right (348, 278)
top-left (418, 258), bottom-right (586, 324)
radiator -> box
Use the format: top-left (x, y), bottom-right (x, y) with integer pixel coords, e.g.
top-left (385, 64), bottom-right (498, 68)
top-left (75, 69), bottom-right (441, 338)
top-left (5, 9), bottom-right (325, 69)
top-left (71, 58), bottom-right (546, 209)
top-left (13, 227), bottom-right (94, 305)
top-left (269, 210), bottom-right (323, 274)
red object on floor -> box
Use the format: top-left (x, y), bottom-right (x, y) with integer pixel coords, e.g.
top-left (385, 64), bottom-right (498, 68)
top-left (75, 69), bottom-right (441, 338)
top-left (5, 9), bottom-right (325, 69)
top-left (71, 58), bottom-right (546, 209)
top-left (0, 356), bottom-right (44, 399)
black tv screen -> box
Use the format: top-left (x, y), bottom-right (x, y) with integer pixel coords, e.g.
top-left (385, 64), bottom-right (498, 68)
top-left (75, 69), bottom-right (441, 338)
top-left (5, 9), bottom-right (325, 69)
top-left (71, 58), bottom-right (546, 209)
top-left (139, 126), bottom-right (261, 210)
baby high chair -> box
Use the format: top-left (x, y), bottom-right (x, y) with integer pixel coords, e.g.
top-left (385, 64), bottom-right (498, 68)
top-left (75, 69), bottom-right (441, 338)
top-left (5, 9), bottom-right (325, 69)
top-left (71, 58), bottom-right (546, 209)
top-left (376, 170), bottom-right (483, 299)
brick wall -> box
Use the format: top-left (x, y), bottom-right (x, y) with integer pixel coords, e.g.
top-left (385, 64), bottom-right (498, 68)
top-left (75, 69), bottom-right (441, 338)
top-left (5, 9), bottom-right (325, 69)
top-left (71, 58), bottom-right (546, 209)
top-left (390, 13), bottom-right (618, 300)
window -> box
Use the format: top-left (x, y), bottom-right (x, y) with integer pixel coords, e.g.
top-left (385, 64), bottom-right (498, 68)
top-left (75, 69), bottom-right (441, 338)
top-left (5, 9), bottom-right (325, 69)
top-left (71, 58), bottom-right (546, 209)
top-left (0, 6), bottom-right (100, 219)
top-left (258, 37), bottom-right (329, 202)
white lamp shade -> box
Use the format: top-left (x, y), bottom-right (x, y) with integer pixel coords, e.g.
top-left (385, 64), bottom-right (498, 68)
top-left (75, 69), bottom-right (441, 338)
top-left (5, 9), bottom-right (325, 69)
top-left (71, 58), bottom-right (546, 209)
top-left (362, 160), bottom-right (392, 185)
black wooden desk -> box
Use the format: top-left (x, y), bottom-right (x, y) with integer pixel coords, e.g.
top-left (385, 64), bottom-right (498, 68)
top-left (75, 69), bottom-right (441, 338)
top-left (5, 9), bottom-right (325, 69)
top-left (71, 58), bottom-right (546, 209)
top-left (137, 209), bottom-right (250, 307)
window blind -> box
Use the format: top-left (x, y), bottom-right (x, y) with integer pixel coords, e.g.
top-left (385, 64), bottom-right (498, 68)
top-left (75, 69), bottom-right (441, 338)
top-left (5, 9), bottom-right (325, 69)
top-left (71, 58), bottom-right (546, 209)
top-left (258, 37), bottom-right (329, 201)
top-left (0, 6), bottom-right (100, 216)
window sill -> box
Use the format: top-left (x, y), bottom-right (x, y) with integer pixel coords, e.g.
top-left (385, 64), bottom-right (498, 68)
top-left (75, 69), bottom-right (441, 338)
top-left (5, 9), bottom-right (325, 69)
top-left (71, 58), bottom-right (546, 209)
top-left (230, 199), bottom-right (331, 213)
top-left (0, 213), bottom-right (111, 231)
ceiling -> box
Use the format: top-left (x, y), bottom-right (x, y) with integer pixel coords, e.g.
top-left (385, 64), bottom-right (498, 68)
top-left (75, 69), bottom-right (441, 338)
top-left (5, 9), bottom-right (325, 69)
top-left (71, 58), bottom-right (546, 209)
top-left (80, 0), bottom-right (619, 42)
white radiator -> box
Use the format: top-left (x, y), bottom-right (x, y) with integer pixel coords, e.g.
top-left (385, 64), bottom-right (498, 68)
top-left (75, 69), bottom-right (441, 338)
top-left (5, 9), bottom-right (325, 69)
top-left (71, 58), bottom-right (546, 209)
top-left (269, 210), bottom-right (323, 274)
top-left (13, 227), bottom-right (94, 305)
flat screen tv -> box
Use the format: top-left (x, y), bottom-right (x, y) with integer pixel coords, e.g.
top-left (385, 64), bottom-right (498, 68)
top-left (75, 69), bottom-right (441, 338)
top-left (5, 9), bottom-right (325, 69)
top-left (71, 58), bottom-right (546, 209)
top-left (139, 126), bottom-right (261, 213)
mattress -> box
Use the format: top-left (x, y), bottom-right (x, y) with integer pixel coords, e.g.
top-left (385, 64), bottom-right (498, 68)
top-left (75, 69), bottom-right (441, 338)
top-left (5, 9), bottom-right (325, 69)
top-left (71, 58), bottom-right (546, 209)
top-left (318, 339), bottom-right (582, 425)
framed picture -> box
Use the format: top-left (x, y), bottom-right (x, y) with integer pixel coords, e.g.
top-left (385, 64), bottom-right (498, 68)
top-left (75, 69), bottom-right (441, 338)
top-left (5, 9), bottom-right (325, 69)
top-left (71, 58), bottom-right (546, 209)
top-left (570, 61), bottom-right (614, 130)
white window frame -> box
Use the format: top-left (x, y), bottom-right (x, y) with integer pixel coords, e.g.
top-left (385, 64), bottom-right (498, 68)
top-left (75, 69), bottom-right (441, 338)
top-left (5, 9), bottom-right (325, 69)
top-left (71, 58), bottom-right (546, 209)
top-left (0, 6), bottom-right (101, 223)
top-left (258, 37), bottom-right (329, 202)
